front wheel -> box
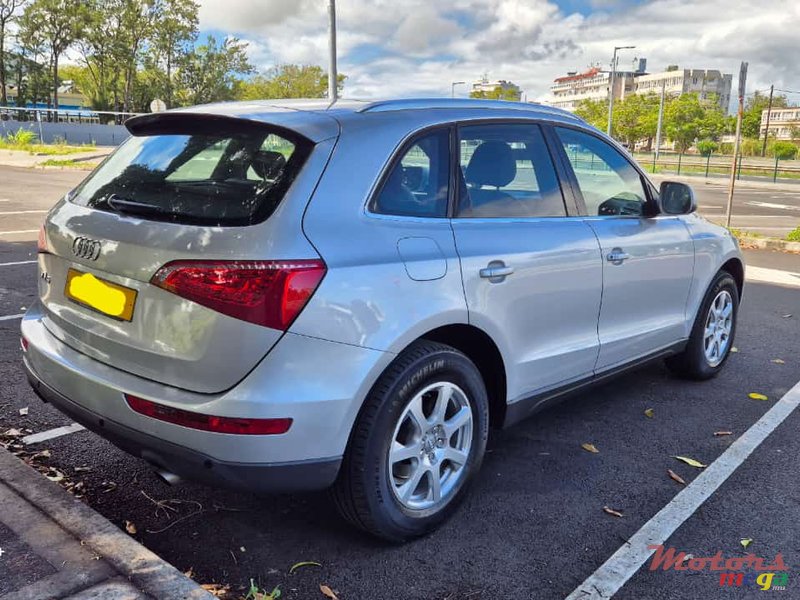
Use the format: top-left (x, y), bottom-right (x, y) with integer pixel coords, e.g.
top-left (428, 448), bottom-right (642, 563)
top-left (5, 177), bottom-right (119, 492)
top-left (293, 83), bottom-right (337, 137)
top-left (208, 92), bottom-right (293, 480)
top-left (666, 271), bottom-right (739, 380)
top-left (331, 340), bottom-right (489, 542)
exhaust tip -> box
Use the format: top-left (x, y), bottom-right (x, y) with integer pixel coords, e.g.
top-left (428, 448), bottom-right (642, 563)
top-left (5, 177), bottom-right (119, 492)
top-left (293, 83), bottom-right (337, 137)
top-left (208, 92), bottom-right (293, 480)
top-left (154, 469), bottom-right (182, 486)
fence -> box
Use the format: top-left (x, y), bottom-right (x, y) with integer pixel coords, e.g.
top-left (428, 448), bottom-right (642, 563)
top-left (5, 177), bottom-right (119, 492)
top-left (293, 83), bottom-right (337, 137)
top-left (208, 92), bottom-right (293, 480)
top-left (0, 106), bottom-right (139, 146)
top-left (632, 152), bottom-right (800, 184)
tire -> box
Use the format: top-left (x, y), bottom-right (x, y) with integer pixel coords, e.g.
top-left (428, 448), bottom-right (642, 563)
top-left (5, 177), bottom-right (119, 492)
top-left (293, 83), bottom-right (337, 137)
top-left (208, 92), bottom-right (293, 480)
top-left (331, 340), bottom-right (489, 542)
top-left (666, 270), bottom-right (739, 380)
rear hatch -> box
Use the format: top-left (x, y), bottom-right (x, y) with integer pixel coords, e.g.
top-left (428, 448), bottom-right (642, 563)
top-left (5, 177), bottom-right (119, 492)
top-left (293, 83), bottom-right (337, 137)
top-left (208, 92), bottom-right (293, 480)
top-left (37, 111), bottom-right (336, 393)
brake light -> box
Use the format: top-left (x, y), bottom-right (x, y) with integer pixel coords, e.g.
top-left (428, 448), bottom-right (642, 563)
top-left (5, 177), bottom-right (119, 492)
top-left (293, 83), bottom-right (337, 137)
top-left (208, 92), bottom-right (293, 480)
top-left (20, 336), bottom-right (29, 352)
top-left (125, 394), bottom-right (292, 435)
top-left (150, 259), bottom-right (326, 330)
top-left (37, 224), bottom-right (49, 253)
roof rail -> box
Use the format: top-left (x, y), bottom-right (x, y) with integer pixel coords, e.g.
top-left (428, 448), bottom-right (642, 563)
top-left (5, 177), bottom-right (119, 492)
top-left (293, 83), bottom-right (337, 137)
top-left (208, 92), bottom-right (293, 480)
top-left (357, 98), bottom-right (583, 121)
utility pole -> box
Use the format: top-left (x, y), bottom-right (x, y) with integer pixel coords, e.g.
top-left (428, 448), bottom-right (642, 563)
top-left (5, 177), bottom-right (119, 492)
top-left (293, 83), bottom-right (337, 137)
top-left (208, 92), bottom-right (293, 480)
top-left (451, 81), bottom-right (465, 98)
top-left (654, 79), bottom-right (666, 159)
top-left (327, 0), bottom-right (338, 102)
top-left (761, 84), bottom-right (774, 157)
top-left (726, 61), bottom-right (748, 229)
top-left (607, 45), bottom-right (635, 136)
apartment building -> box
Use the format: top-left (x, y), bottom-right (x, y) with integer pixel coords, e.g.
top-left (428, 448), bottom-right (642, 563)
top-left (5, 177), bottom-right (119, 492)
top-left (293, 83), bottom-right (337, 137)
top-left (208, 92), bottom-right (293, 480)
top-left (760, 108), bottom-right (800, 140)
top-left (471, 77), bottom-right (522, 101)
top-left (549, 67), bottom-right (637, 111)
top-left (633, 68), bottom-right (732, 114)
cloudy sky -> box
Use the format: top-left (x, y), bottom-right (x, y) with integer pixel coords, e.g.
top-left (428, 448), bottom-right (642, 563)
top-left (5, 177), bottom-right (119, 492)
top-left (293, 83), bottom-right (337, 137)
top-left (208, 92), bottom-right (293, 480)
top-left (197, 0), bottom-right (799, 103)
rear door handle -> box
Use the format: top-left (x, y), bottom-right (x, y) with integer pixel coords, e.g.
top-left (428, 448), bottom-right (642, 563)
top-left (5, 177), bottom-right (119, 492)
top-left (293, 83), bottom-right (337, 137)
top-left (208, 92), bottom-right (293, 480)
top-left (606, 248), bottom-right (630, 265)
top-left (480, 261), bottom-right (514, 281)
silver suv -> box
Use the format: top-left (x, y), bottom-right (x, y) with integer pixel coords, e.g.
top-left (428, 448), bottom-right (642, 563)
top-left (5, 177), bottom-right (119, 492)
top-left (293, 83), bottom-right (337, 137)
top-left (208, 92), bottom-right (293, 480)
top-left (22, 99), bottom-right (743, 541)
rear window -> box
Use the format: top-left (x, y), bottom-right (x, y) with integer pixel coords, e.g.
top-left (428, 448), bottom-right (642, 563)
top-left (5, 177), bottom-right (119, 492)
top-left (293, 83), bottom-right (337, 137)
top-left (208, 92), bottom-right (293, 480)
top-left (69, 124), bottom-right (311, 226)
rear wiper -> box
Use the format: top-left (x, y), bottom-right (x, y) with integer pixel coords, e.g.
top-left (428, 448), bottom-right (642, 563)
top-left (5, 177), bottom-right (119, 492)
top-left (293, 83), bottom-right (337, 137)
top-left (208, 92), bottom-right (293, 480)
top-left (107, 194), bottom-right (165, 216)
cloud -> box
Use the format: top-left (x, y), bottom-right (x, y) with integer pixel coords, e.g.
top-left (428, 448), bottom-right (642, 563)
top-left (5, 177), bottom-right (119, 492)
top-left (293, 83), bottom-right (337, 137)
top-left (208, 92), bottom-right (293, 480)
top-left (196, 0), bottom-right (800, 102)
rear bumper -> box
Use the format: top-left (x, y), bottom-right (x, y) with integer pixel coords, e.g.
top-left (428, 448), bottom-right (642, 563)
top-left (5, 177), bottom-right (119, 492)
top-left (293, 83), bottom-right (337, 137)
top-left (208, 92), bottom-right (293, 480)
top-left (24, 357), bottom-right (341, 493)
top-left (21, 301), bottom-right (395, 493)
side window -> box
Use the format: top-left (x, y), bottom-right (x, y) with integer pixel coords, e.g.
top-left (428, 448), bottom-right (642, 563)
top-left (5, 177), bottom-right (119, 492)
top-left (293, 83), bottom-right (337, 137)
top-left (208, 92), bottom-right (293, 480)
top-left (457, 123), bottom-right (565, 218)
top-left (555, 127), bottom-right (647, 217)
top-left (372, 129), bottom-right (449, 218)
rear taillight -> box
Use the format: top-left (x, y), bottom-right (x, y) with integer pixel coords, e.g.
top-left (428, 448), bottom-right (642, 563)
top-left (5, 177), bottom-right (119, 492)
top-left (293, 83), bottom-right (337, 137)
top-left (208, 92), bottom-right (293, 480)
top-left (20, 336), bottom-right (29, 352)
top-left (150, 259), bottom-right (326, 330)
top-left (125, 394), bottom-right (292, 435)
top-left (37, 224), bottom-right (49, 253)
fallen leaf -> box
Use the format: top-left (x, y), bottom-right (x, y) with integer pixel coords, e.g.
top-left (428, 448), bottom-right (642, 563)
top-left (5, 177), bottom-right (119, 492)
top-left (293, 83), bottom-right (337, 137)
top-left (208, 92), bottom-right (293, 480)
top-left (667, 469), bottom-right (686, 485)
top-left (289, 561), bottom-right (322, 575)
top-left (748, 393), bottom-right (769, 401)
top-left (240, 546), bottom-right (246, 552)
top-left (30, 449), bottom-right (50, 460)
top-left (319, 585), bottom-right (338, 600)
top-left (19, 407), bottom-right (28, 416)
top-left (644, 408), bottom-right (655, 418)
top-left (730, 347), bottom-right (739, 353)
top-left (184, 567), bottom-right (194, 579)
top-left (602, 506), bottom-right (624, 518)
top-left (673, 456), bottom-right (707, 468)
top-left (45, 468), bottom-right (65, 482)
top-left (74, 466), bottom-right (91, 473)
top-left (714, 431), bottom-right (733, 437)
top-left (581, 443), bottom-right (599, 454)
top-left (771, 359), bottom-right (785, 364)
top-left (101, 481), bottom-right (117, 493)
top-left (200, 583), bottom-right (230, 598)
top-left (741, 538), bottom-right (753, 549)
top-left (782, 314), bottom-right (792, 318)
top-left (125, 520), bottom-right (137, 535)
top-left (2, 428), bottom-right (22, 437)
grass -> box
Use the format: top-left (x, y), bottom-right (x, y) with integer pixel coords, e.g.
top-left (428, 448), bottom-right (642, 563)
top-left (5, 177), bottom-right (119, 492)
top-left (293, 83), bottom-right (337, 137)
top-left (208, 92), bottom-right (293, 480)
top-left (786, 227), bottom-right (800, 242)
top-left (39, 158), bottom-right (98, 169)
top-left (0, 130), bottom-right (96, 156)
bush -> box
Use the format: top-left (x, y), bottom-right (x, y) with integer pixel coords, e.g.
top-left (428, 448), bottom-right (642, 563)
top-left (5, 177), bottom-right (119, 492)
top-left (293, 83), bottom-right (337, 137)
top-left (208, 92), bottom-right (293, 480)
top-left (768, 141), bottom-right (799, 160)
top-left (787, 226), bottom-right (800, 242)
top-left (739, 138), bottom-right (762, 157)
top-left (5, 128), bottom-right (38, 146)
top-left (696, 139), bottom-right (718, 156)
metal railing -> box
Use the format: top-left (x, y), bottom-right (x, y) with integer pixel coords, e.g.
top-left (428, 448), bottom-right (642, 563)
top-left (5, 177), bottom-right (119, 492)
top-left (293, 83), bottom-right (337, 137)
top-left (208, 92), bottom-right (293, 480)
top-left (633, 152), bottom-right (800, 184)
top-left (0, 105), bottom-right (142, 125)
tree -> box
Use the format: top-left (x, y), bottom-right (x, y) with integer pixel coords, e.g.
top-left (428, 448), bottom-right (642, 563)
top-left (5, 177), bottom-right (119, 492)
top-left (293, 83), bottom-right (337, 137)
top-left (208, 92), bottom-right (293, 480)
top-left (118, 0), bottom-right (157, 112)
top-left (696, 139), bottom-right (718, 156)
top-left (238, 64), bottom-right (345, 100)
top-left (742, 91), bottom-right (789, 139)
top-left (664, 93), bottom-right (724, 152)
top-left (147, 0), bottom-right (198, 108)
top-left (768, 140), bottom-right (798, 160)
top-left (77, 0), bottom-right (127, 111)
top-left (0, 0), bottom-right (26, 106)
top-left (612, 93), bottom-right (659, 148)
top-left (469, 86), bottom-right (520, 101)
top-left (574, 98), bottom-right (607, 131)
top-left (19, 0), bottom-right (87, 110)
top-left (175, 35), bottom-right (253, 106)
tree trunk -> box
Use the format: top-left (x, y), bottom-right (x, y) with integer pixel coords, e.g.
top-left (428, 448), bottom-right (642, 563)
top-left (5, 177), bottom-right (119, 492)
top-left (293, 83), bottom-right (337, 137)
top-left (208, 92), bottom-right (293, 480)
top-left (52, 55), bottom-right (59, 113)
top-left (0, 27), bottom-right (6, 106)
top-left (166, 54), bottom-right (172, 108)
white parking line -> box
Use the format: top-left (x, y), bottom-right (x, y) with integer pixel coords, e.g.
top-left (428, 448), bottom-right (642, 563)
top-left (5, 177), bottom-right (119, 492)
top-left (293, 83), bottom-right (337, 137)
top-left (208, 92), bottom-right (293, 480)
top-left (566, 378), bottom-right (800, 600)
top-left (0, 210), bottom-right (48, 215)
top-left (0, 230), bottom-right (38, 235)
top-left (0, 260), bottom-right (37, 267)
top-left (746, 266), bottom-right (800, 288)
top-left (22, 423), bottom-right (86, 445)
top-left (0, 314), bottom-right (24, 322)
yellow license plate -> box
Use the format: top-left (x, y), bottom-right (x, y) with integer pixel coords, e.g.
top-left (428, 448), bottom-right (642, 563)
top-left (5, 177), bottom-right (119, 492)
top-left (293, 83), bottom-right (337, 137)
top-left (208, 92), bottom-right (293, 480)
top-left (65, 268), bottom-right (137, 322)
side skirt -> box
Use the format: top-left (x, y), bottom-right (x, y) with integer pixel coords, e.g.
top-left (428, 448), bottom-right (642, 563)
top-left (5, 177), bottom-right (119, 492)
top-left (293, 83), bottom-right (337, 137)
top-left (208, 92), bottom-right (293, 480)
top-left (503, 340), bottom-right (687, 428)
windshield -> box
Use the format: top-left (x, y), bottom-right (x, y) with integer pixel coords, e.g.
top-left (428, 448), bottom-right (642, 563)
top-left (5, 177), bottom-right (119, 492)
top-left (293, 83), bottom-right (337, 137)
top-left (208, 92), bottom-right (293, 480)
top-left (69, 126), bottom-right (311, 226)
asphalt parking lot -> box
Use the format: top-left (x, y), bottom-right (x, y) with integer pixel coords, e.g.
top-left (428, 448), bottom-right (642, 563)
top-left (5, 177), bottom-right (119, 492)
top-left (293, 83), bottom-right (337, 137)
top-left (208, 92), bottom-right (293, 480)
top-left (1, 165), bottom-right (800, 599)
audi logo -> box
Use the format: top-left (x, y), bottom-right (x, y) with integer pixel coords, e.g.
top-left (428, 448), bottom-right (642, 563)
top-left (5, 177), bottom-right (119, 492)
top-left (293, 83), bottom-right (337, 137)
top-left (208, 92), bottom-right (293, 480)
top-left (71, 237), bottom-right (102, 261)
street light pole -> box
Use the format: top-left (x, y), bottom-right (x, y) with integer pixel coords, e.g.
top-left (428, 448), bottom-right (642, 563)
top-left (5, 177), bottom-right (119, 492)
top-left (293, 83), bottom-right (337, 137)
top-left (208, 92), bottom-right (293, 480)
top-left (327, 0), bottom-right (338, 102)
top-left (607, 45), bottom-right (635, 137)
top-left (451, 81), bottom-right (466, 97)
top-left (654, 79), bottom-right (666, 159)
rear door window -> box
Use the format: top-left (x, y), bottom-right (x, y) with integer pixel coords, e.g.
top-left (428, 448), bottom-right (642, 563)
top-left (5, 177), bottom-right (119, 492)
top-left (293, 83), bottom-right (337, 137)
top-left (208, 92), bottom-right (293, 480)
top-left (69, 125), bottom-right (310, 226)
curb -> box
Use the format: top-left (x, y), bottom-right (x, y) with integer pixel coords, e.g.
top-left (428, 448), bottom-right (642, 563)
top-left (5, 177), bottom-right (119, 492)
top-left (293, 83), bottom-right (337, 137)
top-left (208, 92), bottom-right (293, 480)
top-left (738, 236), bottom-right (800, 253)
top-left (0, 448), bottom-right (214, 599)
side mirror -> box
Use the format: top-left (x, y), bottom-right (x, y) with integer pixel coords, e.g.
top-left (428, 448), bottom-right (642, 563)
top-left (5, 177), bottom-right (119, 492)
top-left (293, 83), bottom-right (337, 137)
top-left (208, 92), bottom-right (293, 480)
top-left (659, 181), bottom-right (697, 215)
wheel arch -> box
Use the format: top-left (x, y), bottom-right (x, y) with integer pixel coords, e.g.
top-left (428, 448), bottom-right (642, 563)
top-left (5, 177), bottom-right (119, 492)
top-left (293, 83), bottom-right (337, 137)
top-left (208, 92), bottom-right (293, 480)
top-left (720, 257), bottom-right (744, 299)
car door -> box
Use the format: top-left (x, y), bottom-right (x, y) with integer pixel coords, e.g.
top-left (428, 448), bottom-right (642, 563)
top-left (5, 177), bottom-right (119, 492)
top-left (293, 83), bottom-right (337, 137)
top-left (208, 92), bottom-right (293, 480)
top-left (450, 121), bottom-right (603, 405)
top-left (552, 125), bottom-right (694, 372)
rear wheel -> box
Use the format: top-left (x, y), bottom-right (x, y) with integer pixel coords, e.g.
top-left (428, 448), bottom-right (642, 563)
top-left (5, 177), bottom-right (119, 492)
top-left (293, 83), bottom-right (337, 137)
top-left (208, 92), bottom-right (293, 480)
top-left (331, 340), bottom-right (489, 542)
top-left (666, 271), bottom-right (739, 380)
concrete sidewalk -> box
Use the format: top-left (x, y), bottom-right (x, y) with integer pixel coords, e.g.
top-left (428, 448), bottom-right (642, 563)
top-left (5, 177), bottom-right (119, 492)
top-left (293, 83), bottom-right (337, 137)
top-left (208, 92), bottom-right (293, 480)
top-left (0, 448), bottom-right (213, 600)
top-left (0, 148), bottom-right (112, 169)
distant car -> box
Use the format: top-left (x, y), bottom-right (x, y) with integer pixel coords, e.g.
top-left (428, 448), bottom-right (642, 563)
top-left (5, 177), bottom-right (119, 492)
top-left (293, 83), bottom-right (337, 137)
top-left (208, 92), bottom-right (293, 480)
top-left (21, 98), bottom-right (743, 541)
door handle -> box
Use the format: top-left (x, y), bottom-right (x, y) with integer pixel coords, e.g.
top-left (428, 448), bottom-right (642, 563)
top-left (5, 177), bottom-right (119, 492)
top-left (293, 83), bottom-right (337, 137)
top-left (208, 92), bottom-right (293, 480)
top-left (480, 261), bottom-right (514, 281)
top-left (606, 248), bottom-right (630, 265)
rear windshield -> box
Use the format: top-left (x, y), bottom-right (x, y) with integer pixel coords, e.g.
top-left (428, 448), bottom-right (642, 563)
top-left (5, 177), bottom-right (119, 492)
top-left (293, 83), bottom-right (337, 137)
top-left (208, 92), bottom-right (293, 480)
top-left (69, 125), bottom-right (311, 226)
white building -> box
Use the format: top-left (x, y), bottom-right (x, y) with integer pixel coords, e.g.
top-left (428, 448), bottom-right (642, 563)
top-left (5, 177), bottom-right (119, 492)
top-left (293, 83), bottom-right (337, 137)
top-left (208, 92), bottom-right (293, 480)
top-left (471, 77), bottom-right (522, 101)
top-left (548, 66), bottom-right (637, 112)
top-left (633, 68), bottom-right (732, 114)
top-left (547, 64), bottom-right (732, 115)
top-left (760, 108), bottom-right (800, 140)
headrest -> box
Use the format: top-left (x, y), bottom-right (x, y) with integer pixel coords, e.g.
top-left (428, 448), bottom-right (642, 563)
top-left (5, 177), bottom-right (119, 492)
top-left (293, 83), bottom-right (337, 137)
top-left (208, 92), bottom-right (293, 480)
top-left (251, 150), bottom-right (286, 180)
top-left (465, 141), bottom-right (516, 188)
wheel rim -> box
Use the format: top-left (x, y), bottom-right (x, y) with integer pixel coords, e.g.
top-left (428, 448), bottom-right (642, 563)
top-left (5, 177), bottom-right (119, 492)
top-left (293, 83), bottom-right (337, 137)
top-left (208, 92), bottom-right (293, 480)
top-left (387, 382), bottom-right (474, 511)
top-left (703, 290), bottom-right (734, 367)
